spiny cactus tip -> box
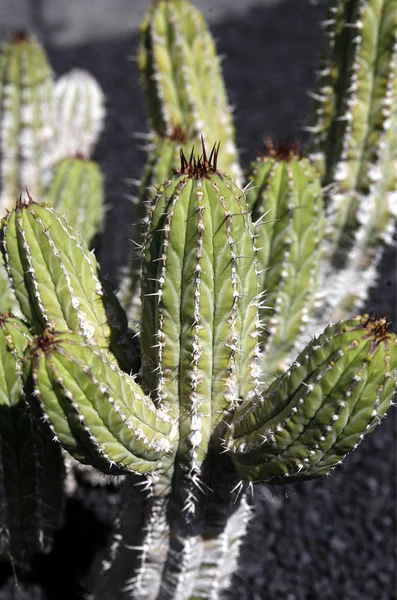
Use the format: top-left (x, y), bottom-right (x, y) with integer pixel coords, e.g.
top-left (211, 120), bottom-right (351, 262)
top-left (9, 31), bottom-right (31, 43)
top-left (264, 137), bottom-right (301, 161)
top-left (177, 139), bottom-right (221, 178)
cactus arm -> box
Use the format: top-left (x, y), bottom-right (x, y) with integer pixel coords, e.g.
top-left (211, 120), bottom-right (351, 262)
top-left (45, 156), bottom-right (105, 248)
top-left (24, 331), bottom-right (175, 476)
top-left (0, 315), bottom-right (64, 566)
top-left (119, 129), bottom-right (193, 324)
top-left (247, 145), bottom-right (326, 376)
top-left (1, 198), bottom-right (137, 372)
top-left (226, 315), bottom-right (396, 484)
top-left (54, 68), bottom-right (105, 160)
top-left (139, 0), bottom-right (242, 183)
top-left (0, 33), bottom-right (55, 214)
top-left (307, 0), bottom-right (397, 322)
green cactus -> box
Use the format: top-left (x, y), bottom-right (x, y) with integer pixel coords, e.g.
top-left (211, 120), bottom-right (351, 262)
top-left (54, 68), bottom-right (106, 160)
top-left (0, 32), bottom-right (56, 214)
top-left (139, 0), bottom-right (242, 183)
top-left (45, 155), bottom-right (105, 247)
top-left (0, 0), bottom-right (395, 598)
top-left (246, 140), bottom-right (326, 376)
top-left (306, 0), bottom-right (397, 322)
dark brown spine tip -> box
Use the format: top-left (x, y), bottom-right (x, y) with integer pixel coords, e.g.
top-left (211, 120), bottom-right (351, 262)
top-left (264, 137), bottom-right (301, 161)
top-left (34, 330), bottom-right (58, 356)
top-left (360, 314), bottom-right (392, 343)
top-left (15, 189), bottom-right (35, 209)
top-left (10, 31), bottom-right (31, 44)
top-left (177, 140), bottom-right (221, 178)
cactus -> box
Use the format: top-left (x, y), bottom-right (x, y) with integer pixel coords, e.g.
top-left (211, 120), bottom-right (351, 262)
top-left (246, 140), bottom-right (326, 376)
top-left (0, 32), bottom-right (56, 214)
top-left (138, 0), bottom-right (242, 183)
top-left (0, 0), bottom-right (395, 599)
top-left (306, 0), bottom-right (397, 323)
top-left (45, 155), bottom-right (105, 247)
top-left (54, 68), bottom-right (106, 160)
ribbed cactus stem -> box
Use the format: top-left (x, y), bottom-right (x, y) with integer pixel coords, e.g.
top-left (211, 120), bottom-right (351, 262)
top-left (45, 155), bottom-right (105, 247)
top-left (139, 0), bottom-right (242, 183)
top-left (54, 68), bottom-right (105, 160)
top-left (307, 0), bottom-right (397, 321)
top-left (247, 141), bottom-right (326, 376)
top-left (141, 144), bottom-right (259, 493)
top-left (0, 196), bottom-right (138, 372)
top-left (226, 315), bottom-right (397, 483)
top-left (0, 32), bottom-right (56, 213)
top-left (24, 330), bottom-right (174, 475)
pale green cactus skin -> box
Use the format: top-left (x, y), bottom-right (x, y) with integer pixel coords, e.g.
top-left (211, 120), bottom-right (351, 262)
top-left (24, 330), bottom-right (174, 476)
top-left (0, 199), bottom-right (138, 372)
top-left (226, 315), bottom-right (397, 484)
top-left (119, 128), bottom-right (194, 323)
top-left (139, 0), bottom-right (242, 184)
top-left (246, 145), bottom-right (326, 376)
top-left (0, 33), bottom-right (55, 214)
top-left (45, 155), bottom-right (105, 247)
top-left (54, 68), bottom-right (106, 160)
top-left (0, 263), bottom-right (13, 314)
top-left (0, 0), bottom-right (396, 597)
top-left (0, 314), bottom-right (65, 566)
top-left (307, 0), bottom-right (397, 322)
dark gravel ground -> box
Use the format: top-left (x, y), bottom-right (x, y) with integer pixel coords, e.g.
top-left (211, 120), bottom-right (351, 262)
top-left (0, 1), bottom-right (396, 599)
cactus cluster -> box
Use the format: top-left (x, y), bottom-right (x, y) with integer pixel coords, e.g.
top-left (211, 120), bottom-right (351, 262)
top-left (0, 1), bottom-right (396, 599)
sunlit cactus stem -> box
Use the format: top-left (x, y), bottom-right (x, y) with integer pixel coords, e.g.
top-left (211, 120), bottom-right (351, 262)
top-left (226, 315), bottom-right (397, 484)
top-left (139, 0), bottom-right (242, 183)
top-left (246, 140), bottom-right (326, 376)
top-left (0, 196), bottom-right (138, 372)
top-left (54, 68), bottom-right (106, 160)
top-left (0, 32), bottom-right (56, 213)
top-left (307, 0), bottom-right (397, 322)
top-left (45, 155), bottom-right (105, 247)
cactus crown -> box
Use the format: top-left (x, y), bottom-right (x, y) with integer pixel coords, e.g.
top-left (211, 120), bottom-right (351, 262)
top-left (177, 140), bottom-right (221, 177)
